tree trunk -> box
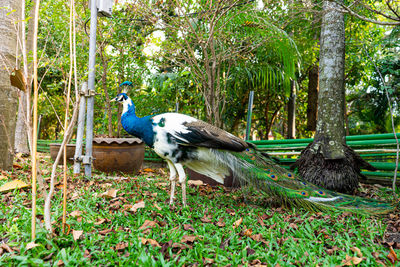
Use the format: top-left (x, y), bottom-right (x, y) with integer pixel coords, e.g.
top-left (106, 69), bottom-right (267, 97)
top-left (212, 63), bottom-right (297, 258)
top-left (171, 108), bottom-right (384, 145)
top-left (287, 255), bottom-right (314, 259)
top-left (100, 45), bottom-right (113, 136)
top-left (293, 0), bottom-right (366, 193)
top-left (286, 80), bottom-right (296, 139)
top-left (117, 48), bottom-right (124, 137)
top-left (306, 65), bottom-right (319, 131)
top-left (229, 89), bottom-right (249, 134)
top-left (0, 1), bottom-right (21, 169)
top-left (315, 0), bottom-right (346, 159)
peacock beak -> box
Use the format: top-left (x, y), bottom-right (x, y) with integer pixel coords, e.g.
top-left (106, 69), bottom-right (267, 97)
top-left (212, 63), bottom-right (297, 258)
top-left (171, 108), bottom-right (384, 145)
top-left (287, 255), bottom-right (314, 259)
top-left (110, 97), bottom-right (117, 102)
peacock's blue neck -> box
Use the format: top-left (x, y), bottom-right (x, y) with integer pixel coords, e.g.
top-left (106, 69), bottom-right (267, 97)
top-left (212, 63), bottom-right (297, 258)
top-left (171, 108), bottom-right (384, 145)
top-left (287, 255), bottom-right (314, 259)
top-left (121, 99), bottom-right (155, 147)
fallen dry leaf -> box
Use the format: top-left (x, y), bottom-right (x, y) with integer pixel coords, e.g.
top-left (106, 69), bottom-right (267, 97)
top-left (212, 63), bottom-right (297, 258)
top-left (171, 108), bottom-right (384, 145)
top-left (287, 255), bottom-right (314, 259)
top-left (143, 168), bottom-right (155, 173)
top-left (326, 245), bottom-right (339, 255)
top-left (220, 237), bottom-right (231, 250)
top-left (70, 191), bottom-right (81, 200)
top-left (115, 242), bottom-right (129, 251)
top-left (188, 180), bottom-right (204, 186)
top-left (139, 220), bottom-right (157, 230)
top-left (341, 254), bottom-right (362, 266)
top-left (204, 258), bottom-right (215, 264)
top-left (84, 249), bottom-right (91, 259)
top-left (94, 218), bottom-right (106, 225)
top-left (216, 217), bottom-right (226, 227)
top-left (183, 224), bottom-right (195, 232)
top-left (181, 235), bottom-right (197, 243)
top-left (201, 214), bottom-right (212, 223)
top-left (154, 203), bottom-right (162, 211)
top-left (0, 174), bottom-right (7, 180)
top-left (72, 230), bottom-right (83, 241)
top-left (350, 247), bottom-right (363, 258)
top-left (257, 216), bottom-right (266, 227)
top-left (243, 228), bottom-right (253, 237)
top-left (98, 229), bottom-right (113, 235)
top-left (226, 208), bottom-right (236, 216)
top-left (250, 233), bottom-right (269, 245)
top-left (0, 179), bottom-right (29, 192)
top-left (26, 242), bottom-right (39, 250)
top-left (130, 200), bottom-right (145, 212)
top-left (371, 251), bottom-right (380, 259)
top-left (139, 237), bottom-right (161, 247)
top-left (250, 259), bottom-right (267, 266)
top-left (100, 188), bottom-right (118, 198)
top-left (69, 210), bottom-right (82, 217)
top-left (155, 182), bottom-right (167, 187)
top-left (172, 242), bottom-right (191, 250)
top-left (12, 163), bottom-right (23, 169)
top-left (233, 217), bottom-right (243, 229)
top-left (247, 247), bottom-right (256, 256)
top-left (57, 259), bottom-right (64, 266)
top-left (121, 204), bottom-right (133, 212)
top-left (387, 246), bottom-right (398, 264)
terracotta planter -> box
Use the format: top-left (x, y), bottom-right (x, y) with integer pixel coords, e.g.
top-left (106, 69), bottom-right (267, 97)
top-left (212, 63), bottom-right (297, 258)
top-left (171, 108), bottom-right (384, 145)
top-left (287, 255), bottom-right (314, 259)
top-left (187, 168), bottom-right (240, 188)
top-left (92, 137), bottom-right (144, 174)
top-left (49, 143), bottom-right (76, 164)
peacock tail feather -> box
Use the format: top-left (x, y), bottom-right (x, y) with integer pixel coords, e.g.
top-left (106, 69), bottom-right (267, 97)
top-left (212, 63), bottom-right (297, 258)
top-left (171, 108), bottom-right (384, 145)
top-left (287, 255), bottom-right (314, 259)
top-left (211, 147), bottom-right (395, 215)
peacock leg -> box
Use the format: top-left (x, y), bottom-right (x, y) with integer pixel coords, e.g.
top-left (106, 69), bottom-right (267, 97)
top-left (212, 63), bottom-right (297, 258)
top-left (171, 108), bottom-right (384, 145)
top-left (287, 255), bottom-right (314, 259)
top-left (175, 163), bottom-right (187, 206)
top-left (166, 160), bottom-right (177, 205)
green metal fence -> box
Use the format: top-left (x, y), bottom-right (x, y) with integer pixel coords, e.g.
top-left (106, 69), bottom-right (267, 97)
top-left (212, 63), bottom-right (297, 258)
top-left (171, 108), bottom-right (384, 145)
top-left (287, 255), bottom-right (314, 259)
top-left (37, 132), bottom-right (399, 179)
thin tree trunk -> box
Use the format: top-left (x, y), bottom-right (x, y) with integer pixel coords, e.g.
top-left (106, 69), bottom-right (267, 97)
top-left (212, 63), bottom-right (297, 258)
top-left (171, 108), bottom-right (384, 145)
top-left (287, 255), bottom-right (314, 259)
top-left (306, 65), bottom-right (319, 131)
top-left (100, 45), bottom-right (112, 136)
top-left (286, 0), bottom-right (296, 140)
top-left (229, 89), bottom-right (249, 134)
top-left (286, 80), bottom-right (296, 139)
top-left (315, 0), bottom-right (346, 159)
top-left (117, 48), bottom-right (124, 137)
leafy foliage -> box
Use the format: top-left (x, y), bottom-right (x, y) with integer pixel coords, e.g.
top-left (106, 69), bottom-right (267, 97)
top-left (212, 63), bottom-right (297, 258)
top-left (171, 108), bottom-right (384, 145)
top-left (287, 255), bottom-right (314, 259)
top-left (33, 0), bottom-right (400, 139)
top-left (347, 26), bottom-right (400, 134)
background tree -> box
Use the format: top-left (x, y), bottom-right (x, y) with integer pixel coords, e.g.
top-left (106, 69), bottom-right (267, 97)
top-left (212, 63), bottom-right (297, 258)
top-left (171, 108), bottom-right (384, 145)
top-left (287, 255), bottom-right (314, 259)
top-left (293, 0), bottom-right (374, 193)
top-left (137, 0), bottom-right (297, 128)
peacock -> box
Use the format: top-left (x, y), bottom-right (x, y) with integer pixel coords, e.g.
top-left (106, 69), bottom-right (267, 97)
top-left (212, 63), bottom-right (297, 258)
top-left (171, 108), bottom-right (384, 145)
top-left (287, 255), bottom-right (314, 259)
top-left (112, 92), bottom-right (394, 215)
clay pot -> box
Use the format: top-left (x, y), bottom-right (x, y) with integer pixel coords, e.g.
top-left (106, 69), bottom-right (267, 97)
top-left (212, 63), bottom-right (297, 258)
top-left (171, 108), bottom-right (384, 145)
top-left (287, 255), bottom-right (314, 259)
top-left (187, 168), bottom-right (240, 188)
top-left (92, 137), bottom-right (144, 174)
top-left (49, 143), bottom-right (76, 164)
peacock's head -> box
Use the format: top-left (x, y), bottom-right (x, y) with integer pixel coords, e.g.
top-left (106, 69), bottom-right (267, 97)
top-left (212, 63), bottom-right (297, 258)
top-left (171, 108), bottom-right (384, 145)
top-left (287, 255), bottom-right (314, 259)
top-left (111, 93), bottom-right (129, 104)
top-left (112, 93), bottom-right (135, 114)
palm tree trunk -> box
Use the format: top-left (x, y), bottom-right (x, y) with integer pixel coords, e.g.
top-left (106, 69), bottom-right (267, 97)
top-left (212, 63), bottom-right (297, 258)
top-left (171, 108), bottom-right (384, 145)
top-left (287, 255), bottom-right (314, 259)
top-left (286, 80), bottom-right (296, 139)
top-left (294, 0), bottom-right (367, 193)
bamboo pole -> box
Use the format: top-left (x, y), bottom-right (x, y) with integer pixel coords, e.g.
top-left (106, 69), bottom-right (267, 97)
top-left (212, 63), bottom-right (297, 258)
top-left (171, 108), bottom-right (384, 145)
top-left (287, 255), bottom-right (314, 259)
top-left (44, 104), bottom-right (80, 232)
top-left (31, 0), bottom-right (41, 240)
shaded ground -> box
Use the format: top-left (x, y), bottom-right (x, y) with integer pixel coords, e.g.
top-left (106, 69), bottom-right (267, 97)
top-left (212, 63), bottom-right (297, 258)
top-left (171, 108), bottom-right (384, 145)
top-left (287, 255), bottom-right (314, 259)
top-left (0, 153), bottom-right (399, 266)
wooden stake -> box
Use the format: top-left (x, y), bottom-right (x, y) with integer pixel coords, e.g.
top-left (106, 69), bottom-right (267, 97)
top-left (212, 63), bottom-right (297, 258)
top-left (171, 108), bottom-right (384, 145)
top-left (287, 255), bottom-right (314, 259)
top-left (62, 0), bottom-right (74, 234)
top-left (31, 0), bottom-right (41, 240)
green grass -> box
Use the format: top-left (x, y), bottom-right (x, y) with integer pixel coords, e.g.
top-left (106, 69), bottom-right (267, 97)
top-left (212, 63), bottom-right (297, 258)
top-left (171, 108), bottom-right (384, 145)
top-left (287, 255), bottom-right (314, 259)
top-left (0, 159), bottom-right (399, 266)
